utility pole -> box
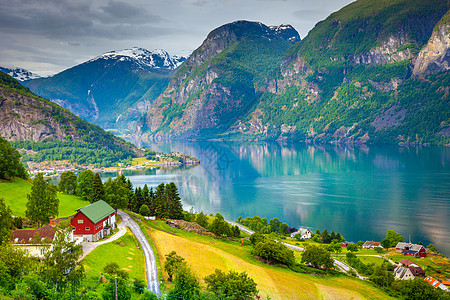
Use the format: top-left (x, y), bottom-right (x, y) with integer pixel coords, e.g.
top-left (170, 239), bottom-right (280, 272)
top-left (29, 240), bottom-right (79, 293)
top-left (115, 276), bottom-right (118, 300)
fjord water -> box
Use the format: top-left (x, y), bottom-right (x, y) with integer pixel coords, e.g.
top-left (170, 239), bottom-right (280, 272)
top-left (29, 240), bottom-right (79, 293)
top-left (110, 141), bottom-right (450, 256)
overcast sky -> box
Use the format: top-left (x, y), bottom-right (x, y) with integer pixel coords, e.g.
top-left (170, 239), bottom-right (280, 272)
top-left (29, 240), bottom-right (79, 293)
top-left (0, 0), bottom-right (354, 76)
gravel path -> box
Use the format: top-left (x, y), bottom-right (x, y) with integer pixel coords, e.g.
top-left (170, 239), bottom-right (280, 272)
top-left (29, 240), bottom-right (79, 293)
top-left (118, 210), bottom-right (160, 295)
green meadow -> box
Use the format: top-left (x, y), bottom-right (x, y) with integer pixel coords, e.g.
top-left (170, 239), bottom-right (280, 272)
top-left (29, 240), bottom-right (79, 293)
top-left (0, 178), bottom-right (88, 217)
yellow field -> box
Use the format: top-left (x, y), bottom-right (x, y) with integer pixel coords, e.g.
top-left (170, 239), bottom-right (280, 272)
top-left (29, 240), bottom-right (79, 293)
top-left (146, 224), bottom-right (394, 300)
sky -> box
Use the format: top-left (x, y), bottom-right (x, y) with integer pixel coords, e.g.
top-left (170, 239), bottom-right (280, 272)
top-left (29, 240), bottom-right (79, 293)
top-left (0, 0), bottom-right (354, 76)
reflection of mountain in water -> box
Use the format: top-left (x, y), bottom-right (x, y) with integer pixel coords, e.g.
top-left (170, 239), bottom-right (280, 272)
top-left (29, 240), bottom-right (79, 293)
top-left (129, 141), bottom-right (449, 257)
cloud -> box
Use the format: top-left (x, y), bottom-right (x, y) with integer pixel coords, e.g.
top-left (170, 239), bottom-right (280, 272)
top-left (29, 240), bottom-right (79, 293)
top-left (0, 0), bottom-right (165, 39)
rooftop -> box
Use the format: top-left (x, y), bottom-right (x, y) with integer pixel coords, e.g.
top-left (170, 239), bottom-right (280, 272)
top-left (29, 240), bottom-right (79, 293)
top-left (77, 200), bottom-right (115, 224)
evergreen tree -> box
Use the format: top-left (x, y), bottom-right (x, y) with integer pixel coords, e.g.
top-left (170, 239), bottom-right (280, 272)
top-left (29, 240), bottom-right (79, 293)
top-left (166, 182), bottom-right (183, 219)
top-left (142, 184), bottom-right (149, 206)
top-left (133, 187), bottom-right (143, 212)
top-left (90, 173), bottom-right (104, 203)
top-left (139, 204), bottom-right (150, 217)
top-left (0, 198), bottom-right (12, 246)
top-left (75, 170), bottom-right (94, 200)
top-left (154, 183), bottom-right (166, 218)
top-left (148, 187), bottom-right (155, 215)
top-left (26, 173), bottom-right (59, 226)
top-left (58, 171), bottom-right (77, 194)
top-left (0, 136), bottom-right (27, 180)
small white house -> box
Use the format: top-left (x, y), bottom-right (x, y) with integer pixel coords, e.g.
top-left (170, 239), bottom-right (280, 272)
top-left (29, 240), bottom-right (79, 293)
top-left (393, 266), bottom-right (415, 280)
top-left (291, 228), bottom-right (312, 239)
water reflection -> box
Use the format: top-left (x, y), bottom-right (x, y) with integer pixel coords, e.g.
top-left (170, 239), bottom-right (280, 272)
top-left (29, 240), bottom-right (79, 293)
top-left (105, 141), bottom-right (450, 256)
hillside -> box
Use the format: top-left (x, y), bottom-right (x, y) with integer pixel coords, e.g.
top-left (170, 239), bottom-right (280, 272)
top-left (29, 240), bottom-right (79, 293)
top-left (138, 0), bottom-right (450, 145)
top-left (0, 72), bottom-right (139, 166)
top-left (142, 21), bottom-right (300, 140)
top-left (23, 48), bottom-right (185, 133)
top-left (229, 0), bottom-right (450, 145)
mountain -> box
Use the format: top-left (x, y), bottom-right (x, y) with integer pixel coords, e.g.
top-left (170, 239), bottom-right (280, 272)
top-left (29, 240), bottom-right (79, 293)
top-left (0, 72), bottom-right (139, 166)
top-left (23, 47), bottom-right (185, 132)
top-left (141, 21), bottom-right (300, 141)
top-left (139, 0), bottom-right (449, 145)
top-left (0, 67), bottom-right (41, 81)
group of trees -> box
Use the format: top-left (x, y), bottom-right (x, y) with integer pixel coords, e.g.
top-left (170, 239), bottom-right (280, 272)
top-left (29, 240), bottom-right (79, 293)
top-left (310, 228), bottom-right (345, 244)
top-left (380, 229), bottom-right (404, 249)
top-left (237, 216), bottom-right (290, 235)
top-left (0, 136), bottom-right (27, 180)
top-left (164, 251), bottom-right (258, 300)
top-left (131, 182), bottom-right (183, 220)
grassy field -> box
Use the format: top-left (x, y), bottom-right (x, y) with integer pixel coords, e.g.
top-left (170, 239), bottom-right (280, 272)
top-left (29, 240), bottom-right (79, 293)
top-left (83, 229), bottom-right (146, 283)
top-left (142, 219), bottom-right (395, 300)
top-left (0, 178), bottom-right (88, 217)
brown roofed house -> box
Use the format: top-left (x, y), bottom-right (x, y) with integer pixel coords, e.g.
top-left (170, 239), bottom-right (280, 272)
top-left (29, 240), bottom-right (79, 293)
top-left (362, 241), bottom-right (381, 249)
top-left (11, 224), bottom-right (56, 258)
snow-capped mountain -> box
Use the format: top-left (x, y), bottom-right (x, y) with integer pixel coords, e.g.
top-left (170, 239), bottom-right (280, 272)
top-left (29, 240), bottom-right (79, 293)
top-left (0, 67), bottom-right (41, 81)
top-left (89, 47), bottom-right (186, 70)
top-left (269, 24), bottom-right (301, 43)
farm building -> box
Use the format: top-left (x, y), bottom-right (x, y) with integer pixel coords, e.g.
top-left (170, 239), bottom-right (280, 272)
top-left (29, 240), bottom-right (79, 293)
top-left (395, 242), bottom-right (427, 258)
top-left (71, 200), bottom-right (116, 242)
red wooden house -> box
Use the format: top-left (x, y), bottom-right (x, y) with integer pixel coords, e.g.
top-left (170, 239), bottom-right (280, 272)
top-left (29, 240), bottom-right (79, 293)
top-left (395, 242), bottom-right (427, 258)
top-left (71, 200), bottom-right (116, 242)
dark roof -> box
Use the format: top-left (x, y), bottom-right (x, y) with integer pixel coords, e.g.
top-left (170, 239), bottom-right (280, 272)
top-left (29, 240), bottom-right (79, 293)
top-left (11, 224), bottom-right (55, 244)
top-left (77, 200), bottom-right (115, 224)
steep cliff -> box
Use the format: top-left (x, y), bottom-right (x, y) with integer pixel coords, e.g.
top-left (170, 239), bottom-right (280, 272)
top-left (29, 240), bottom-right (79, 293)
top-left (236, 0), bottom-right (450, 145)
top-left (413, 11), bottom-right (450, 76)
top-left (142, 21), bottom-right (299, 140)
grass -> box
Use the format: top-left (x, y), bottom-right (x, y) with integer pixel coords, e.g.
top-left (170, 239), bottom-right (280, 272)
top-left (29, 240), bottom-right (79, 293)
top-left (141, 219), bottom-right (395, 300)
top-left (83, 229), bottom-right (146, 282)
top-left (0, 178), bottom-right (88, 217)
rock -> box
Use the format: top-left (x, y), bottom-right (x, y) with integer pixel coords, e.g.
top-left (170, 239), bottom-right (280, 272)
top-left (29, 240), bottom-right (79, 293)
top-left (413, 23), bottom-right (450, 76)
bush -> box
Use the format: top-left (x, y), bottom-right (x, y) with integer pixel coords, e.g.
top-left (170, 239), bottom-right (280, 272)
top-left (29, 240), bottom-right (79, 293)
top-left (253, 240), bottom-right (295, 266)
top-left (103, 262), bottom-right (119, 275)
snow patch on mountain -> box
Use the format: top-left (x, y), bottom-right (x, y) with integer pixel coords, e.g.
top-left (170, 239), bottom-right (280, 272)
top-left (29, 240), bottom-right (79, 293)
top-left (270, 24), bottom-right (301, 43)
top-left (89, 47), bottom-right (186, 70)
top-left (0, 67), bottom-right (42, 81)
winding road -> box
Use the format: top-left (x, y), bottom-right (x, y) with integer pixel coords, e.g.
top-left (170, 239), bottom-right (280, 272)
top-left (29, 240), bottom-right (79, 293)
top-left (118, 210), bottom-right (160, 295)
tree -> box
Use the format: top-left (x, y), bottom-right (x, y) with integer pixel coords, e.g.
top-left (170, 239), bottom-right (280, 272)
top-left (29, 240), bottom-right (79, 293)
top-left (103, 176), bottom-right (129, 210)
top-left (426, 243), bottom-right (438, 253)
top-left (204, 269), bottom-right (258, 300)
top-left (103, 262), bottom-right (119, 276)
top-left (154, 183), bottom-right (166, 218)
top-left (0, 136), bottom-right (27, 180)
top-left (166, 182), bottom-right (183, 219)
top-left (250, 232), bottom-right (266, 245)
top-left (42, 221), bottom-right (84, 294)
top-left (58, 171), bottom-right (77, 194)
top-left (164, 251), bottom-right (186, 282)
top-left (253, 240), bottom-right (295, 266)
top-left (75, 170), bottom-right (94, 200)
top-left (321, 229), bottom-right (331, 244)
top-left (168, 264), bottom-right (200, 300)
top-left (301, 245), bottom-right (334, 270)
top-left (370, 264), bottom-right (394, 287)
top-left (0, 198), bottom-right (12, 246)
top-left (195, 211), bottom-right (209, 228)
top-left (26, 173), bottom-right (59, 226)
top-left (393, 277), bottom-right (448, 300)
top-left (91, 173), bottom-right (104, 203)
top-left (210, 213), bottom-right (231, 237)
top-left (346, 244), bottom-right (359, 253)
top-left (139, 204), bottom-right (150, 217)
top-left (383, 229), bottom-right (403, 248)
top-left (102, 277), bottom-right (131, 300)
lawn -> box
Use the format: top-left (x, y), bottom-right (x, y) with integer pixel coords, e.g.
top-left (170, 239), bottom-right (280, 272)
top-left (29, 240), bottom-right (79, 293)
top-left (0, 178), bottom-right (88, 217)
top-left (142, 219), bottom-right (395, 300)
top-left (83, 229), bottom-right (146, 283)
